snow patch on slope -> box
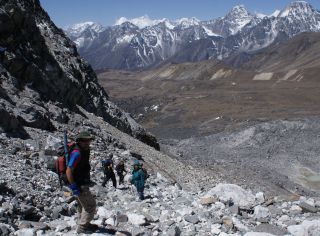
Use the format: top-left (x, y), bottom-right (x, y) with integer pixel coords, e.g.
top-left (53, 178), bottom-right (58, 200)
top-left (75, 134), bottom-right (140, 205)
top-left (116, 34), bottom-right (135, 44)
top-left (202, 26), bottom-right (221, 37)
top-left (253, 72), bottom-right (273, 81)
top-left (270, 10), bottom-right (281, 17)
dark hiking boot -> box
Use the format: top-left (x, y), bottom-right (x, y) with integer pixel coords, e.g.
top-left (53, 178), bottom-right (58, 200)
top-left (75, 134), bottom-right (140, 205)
top-left (86, 223), bottom-right (99, 231)
top-left (76, 223), bottom-right (99, 234)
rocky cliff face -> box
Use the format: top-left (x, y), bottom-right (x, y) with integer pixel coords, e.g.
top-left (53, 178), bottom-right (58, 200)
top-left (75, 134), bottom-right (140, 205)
top-left (0, 0), bottom-right (159, 149)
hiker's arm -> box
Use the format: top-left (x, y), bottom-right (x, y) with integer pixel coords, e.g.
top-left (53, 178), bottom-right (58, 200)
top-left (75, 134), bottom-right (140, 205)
top-left (66, 151), bottom-right (81, 196)
top-left (66, 167), bottom-right (81, 196)
top-left (66, 151), bottom-right (80, 184)
top-left (66, 167), bottom-right (75, 184)
top-left (140, 170), bottom-right (145, 183)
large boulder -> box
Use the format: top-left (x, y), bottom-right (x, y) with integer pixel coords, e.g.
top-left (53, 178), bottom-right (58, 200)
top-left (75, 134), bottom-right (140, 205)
top-left (288, 220), bottom-right (320, 236)
top-left (204, 184), bottom-right (255, 207)
top-left (127, 213), bottom-right (146, 226)
top-left (253, 206), bottom-right (271, 222)
top-left (244, 233), bottom-right (276, 236)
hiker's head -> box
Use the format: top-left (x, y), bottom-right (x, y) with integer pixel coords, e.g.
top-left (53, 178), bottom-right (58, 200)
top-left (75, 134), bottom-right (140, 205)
top-left (133, 160), bottom-right (140, 169)
top-left (76, 131), bottom-right (94, 150)
top-left (119, 160), bottom-right (124, 165)
top-left (106, 159), bottom-right (113, 166)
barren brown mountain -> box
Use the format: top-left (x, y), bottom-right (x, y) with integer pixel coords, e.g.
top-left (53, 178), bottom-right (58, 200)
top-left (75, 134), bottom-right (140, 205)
top-left (240, 32), bottom-right (320, 72)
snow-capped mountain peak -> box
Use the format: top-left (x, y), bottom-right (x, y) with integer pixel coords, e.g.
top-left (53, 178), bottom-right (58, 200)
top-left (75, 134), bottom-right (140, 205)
top-left (175, 17), bottom-right (200, 29)
top-left (65, 21), bottom-right (104, 37)
top-left (114, 15), bottom-right (168, 29)
top-left (289, 0), bottom-right (313, 8)
top-left (223, 5), bottom-right (254, 34)
top-left (279, 1), bottom-right (316, 17)
top-left (64, 21), bottom-right (105, 47)
top-left (270, 10), bottom-right (281, 17)
top-left (227, 5), bottom-right (251, 18)
top-left (162, 19), bottom-right (175, 29)
top-left (114, 17), bottom-right (129, 26)
top-left (114, 16), bottom-right (201, 30)
top-left (256, 12), bottom-right (267, 19)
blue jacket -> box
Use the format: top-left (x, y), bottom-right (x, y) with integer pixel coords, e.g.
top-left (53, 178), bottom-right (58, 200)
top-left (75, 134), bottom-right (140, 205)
top-left (131, 168), bottom-right (145, 191)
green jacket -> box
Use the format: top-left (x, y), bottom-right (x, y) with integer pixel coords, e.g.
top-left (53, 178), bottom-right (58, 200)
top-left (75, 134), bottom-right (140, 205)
top-left (131, 168), bottom-right (145, 191)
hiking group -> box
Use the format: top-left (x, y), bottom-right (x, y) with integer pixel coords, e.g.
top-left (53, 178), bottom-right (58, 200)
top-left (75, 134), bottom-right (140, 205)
top-left (57, 131), bottom-right (148, 234)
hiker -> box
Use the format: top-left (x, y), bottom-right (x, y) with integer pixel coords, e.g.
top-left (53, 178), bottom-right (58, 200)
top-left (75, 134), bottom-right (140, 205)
top-left (115, 160), bottom-right (127, 185)
top-left (66, 131), bottom-right (98, 234)
top-left (131, 160), bottom-right (146, 200)
top-left (102, 158), bottom-right (117, 188)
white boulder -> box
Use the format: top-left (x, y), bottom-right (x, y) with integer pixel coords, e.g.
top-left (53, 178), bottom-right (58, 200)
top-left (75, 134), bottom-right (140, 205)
top-left (96, 207), bottom-right (112, 219)
top-left (127, 213), bottom-right (146, 225)
top-left (205, 184), bottom-right (255, 207)
top-left (244, 233), bottom-right (276, 236)
top-left (253, 206), bottom-right (270, 221)
top-left (44, 135), bottom-right (61, 151)
top-left (14, 228), bottom-right (36, 236)
top-left (255, 192), bottom-right (265, 204)
top-left (211, 224), bottom-right (221, 235)
top-left (290, 205), bottom-right (302, 214)
top-left (288, 220), bottom-right (320, 236)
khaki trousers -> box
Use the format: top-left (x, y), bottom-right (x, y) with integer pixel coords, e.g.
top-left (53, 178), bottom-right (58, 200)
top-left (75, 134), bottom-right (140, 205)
top-left (77, 187), bottom-right (96, 225)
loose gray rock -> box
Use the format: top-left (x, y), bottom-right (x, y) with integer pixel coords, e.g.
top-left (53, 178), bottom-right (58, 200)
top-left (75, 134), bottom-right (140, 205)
top-left (288, 219), bottom-right (320, 236)
top-left (51, 206), bottom-right (64, 220)
top-left (228, 205), bottom-right (240, 215)
top-left (0, 224), bottom-right (11, 236)
top-left (14, 228), bottom-right (36, 236)
top-left (299, 201), bottom-right (318, 213)
top-left (116, 214), bottom-right (128, 223)
top-left (200, 196), bottom-right (217, 205)
top-left (165, 225), bottom-right (181, 236)
top-left (127, 213), bottom-right (146, 226)
top-left (254, 223), bottom-right (287, 236)
top-left (184, 215), bottom-right (200, 224)
top-left (222, 217), bottom-right (234, 231)
top-left (253, 206), bottom-right (271, 222)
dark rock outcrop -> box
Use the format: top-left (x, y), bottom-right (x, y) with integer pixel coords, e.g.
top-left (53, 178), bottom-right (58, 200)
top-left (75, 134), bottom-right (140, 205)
top-left (0, 0), bottom-right (159, 149)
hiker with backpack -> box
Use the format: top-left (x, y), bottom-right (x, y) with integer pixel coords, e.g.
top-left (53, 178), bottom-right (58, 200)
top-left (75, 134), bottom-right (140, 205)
top-left (65, 131), bottom-right (98, 234)
top-left (115, 160), bottom-right (127, 185)
top-left (131, 160), bottom-right (146, 200)
top-left (101, 158), bottom-right (117, 188)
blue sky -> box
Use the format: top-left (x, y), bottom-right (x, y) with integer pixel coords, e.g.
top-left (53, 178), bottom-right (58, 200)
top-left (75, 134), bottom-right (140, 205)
top-left (39, 0), bottom-right (320, 28)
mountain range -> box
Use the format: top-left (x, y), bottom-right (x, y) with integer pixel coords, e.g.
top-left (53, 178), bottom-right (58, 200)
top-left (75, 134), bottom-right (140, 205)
top-left (65, 1), bottom-right (320, 70)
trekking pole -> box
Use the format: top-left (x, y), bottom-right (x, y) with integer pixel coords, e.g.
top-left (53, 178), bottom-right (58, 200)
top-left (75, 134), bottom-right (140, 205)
top-left (63, 130), bottom-right (69, 166)
top-left (59, 130), bottom-right (69, 190)
top-left (55, 154), bottom-right (63, 189)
